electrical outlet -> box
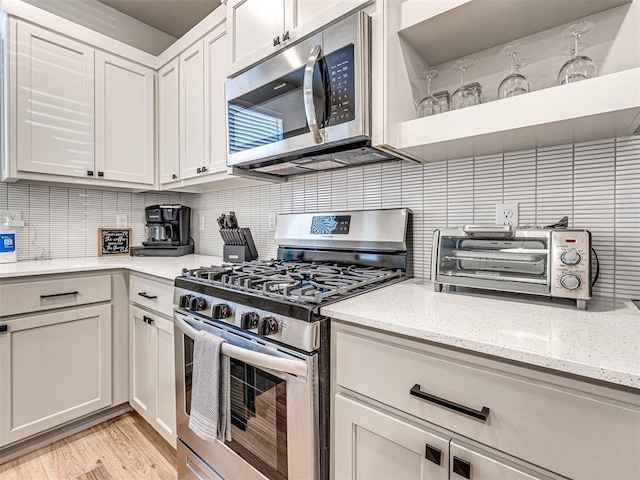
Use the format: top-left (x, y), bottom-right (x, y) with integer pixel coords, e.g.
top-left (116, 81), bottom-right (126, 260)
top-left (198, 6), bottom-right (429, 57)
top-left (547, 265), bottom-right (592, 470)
top-left (0, 210), bottom-right (24, 227)
top-left (199, 216), bottom-right (205, 232)
top-left (116, 214), bottom-right (128, 228)
top-left (267, 212), bottom-right (277, 232)
top-left (496, 203), bottom-right (519, 227)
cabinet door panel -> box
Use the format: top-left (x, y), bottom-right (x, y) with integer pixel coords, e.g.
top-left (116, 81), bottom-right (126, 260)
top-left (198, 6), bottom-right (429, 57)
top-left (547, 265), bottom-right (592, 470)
top-left (129, 307), bottom-right (153, 422)
top-left (227, 0), bottom-right (285, 74)
top-left (159, 58), bottom-right (180, 184)
top-left (290, 0), bottom-right (372, 42)
top-left (0, 305), bottom-right (112, 446)
top-left (95, 52), bottom-right (154, 185)
top-left (334, 394), bottom-right (449, 480)
top-left (450, 442), bottom-right (544, 480)
top-left (179, 40), bottom-right (205, 180)
top-left (204, 24), bottom-right (229, 175)
top-left (155, 317), bottom-right (176, 446)
top-left (16, 22), bottom-right (94, 178)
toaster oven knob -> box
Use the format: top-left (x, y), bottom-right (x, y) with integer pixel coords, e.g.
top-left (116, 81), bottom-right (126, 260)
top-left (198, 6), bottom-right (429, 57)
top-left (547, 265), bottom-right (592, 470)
top-left (257, 316), bottom-right (279, 336)
top-left (561, 250), bottom-right (582, 266)
top-left (240, 311), bottom-right (259, 329)
top-left (560, 274), bottom-right (582, 290)
top-left (213, 304), bottom-right (232, 319)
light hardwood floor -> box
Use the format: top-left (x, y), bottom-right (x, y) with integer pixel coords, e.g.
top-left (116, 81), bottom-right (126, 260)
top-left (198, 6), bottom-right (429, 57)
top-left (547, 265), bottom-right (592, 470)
top-left (0, 412), bottom-right (177, 480)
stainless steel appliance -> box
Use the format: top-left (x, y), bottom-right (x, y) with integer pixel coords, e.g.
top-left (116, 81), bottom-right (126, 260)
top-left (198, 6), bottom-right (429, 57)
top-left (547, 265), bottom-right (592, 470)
top-left (174, 208), bottom-right (411, 480)
top-left (431, 225), bottom-right (593, 309)
top-left (133, 204), bottom-right (194, 257)
top-left (225, 12), bottom-right (411, 180)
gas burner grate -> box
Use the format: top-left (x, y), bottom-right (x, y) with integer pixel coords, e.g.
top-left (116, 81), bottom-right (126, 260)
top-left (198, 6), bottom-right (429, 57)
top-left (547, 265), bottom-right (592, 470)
top-left (180, 261), bottom-right (404, 305)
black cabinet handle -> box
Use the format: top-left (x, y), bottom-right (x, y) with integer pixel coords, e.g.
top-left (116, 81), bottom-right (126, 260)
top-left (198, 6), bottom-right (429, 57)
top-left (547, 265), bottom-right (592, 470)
top-left (283, 30), bottom-right (290, 41)
top-left (97, 171), bottom-right (104, 177)
top-left (87, 170), bottom-right (94, 177)
top-left (0, 325), bottom-right (7, 333)
top-left (200, 166), bottom-right (207, 173)
top-left (273, 35), bottom-right (281, 46)
top-left (138, 292), bottom-right (157, 299)
top-left (143, 316), bottom-right (154, 325)
top-left (172, 174), bottom-right (178, 180)
top-left (40, 291), bottom-right (79, 299)
top-left (452, 457), bottom-right (471, 479)
top-left (425, 444), bottom-right (441, 466)
top-left (410, 384), bottom-right (489, 422)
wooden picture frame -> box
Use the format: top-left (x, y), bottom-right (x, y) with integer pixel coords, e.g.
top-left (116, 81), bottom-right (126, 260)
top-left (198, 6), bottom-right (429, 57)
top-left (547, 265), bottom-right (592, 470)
top-left (98, 228), bottom-right (132, 257)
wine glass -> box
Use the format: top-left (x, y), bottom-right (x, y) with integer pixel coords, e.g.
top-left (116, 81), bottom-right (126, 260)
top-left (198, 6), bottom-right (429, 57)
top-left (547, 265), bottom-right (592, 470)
top-left (558, 21), bottom-right (597, 85)
top-left (451, 59), bottom-right (479, 110)
top-left (417, 69), bottom-right (441, 118)
top-left (498, 43), bottom-right (529, 99)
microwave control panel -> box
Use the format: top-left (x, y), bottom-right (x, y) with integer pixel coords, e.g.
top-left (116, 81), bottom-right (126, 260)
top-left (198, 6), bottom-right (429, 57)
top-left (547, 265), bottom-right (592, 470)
top-left (326, 44), bottom-right (355, 126)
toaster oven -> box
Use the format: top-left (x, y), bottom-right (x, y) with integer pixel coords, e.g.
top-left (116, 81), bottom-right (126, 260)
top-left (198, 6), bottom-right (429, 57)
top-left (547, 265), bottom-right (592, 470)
top-left (431, 225), bottom-right (592, 309)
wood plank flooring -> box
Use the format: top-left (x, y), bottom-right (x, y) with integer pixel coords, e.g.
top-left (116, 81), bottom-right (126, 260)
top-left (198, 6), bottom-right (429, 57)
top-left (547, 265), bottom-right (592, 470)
top-left (0, 412), bottom-right (177, 480)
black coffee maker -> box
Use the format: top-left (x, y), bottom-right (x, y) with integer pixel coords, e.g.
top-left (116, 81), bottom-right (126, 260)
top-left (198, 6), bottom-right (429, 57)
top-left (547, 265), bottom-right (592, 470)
top-left (132, 205), bottom-right (194, 256)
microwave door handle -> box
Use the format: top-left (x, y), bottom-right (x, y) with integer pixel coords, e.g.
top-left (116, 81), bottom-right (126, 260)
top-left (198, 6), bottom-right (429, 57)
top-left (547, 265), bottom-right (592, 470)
top-left (303, 44), bottom-right (323, 144)
top-left (174, 313), bottom-right (308, 377)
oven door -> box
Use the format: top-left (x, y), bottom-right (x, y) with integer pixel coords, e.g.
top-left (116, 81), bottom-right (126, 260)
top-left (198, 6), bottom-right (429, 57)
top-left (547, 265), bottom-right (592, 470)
top-left (174, 311), bottom-right (318, 480)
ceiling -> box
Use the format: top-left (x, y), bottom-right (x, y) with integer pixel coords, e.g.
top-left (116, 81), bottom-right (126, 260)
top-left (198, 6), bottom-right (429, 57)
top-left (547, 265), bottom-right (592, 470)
top-left (97, 0), bottom-right (221, 38)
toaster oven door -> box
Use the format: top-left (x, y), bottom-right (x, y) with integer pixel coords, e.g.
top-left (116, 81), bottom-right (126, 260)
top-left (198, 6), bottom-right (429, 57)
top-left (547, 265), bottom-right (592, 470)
top-left (435, 232), bottom-right (550, 291)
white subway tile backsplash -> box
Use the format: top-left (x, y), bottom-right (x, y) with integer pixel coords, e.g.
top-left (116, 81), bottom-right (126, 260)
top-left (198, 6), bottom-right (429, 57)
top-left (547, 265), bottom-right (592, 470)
top-left (3, 136), bottom-right (638, 299)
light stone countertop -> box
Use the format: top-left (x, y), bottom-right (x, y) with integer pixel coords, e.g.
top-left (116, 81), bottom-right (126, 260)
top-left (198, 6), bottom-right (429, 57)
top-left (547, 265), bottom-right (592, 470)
top-left (321, 278), bottom-right (640, 390)
top-left (0, 255), bottom-right (224, 281)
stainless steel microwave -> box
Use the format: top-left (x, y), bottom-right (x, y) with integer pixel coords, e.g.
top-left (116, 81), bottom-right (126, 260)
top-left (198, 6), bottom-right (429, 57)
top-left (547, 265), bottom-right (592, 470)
top-left (225, 12), bottom-right (399, 179)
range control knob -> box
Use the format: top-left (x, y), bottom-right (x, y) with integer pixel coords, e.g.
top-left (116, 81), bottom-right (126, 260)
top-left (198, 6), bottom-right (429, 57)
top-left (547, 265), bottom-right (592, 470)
top-left (560, 274), bottom-right (582, 290)
top-left (240, 311), bottom-right (260, 329)
top-left (213, 304), bottom-right (232, 319)
top-left (188, 296), bottom-right (208, 311)
top-left (257, 316), bottom-right (279, 336)
top-left (179, 294), bottom-right (191, 308)
top-left (561, 250), bottom-right (582, 266)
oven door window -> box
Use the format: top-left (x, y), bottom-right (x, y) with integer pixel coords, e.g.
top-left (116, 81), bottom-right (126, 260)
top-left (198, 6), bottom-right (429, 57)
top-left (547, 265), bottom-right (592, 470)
top-left (228, 61), bottom-right (328, 155)
top-left (183, 337), bottom-right (288, 480)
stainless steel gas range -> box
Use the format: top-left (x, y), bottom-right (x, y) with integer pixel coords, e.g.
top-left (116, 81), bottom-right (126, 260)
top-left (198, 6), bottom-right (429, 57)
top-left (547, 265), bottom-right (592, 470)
top-left (173, 208), bottom-right (411, 480)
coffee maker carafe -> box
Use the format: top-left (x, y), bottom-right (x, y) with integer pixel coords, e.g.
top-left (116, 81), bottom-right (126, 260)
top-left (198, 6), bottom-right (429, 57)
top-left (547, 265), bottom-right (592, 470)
top-left (141, 204), bottom-right (191, 249)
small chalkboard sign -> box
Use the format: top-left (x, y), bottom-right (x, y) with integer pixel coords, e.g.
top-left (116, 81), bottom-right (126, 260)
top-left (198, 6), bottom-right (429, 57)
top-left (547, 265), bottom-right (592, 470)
top-left (98, 228), bottom-right (131, 257)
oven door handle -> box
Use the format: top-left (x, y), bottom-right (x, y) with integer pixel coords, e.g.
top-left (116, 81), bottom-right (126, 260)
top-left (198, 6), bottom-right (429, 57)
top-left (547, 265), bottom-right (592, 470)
top-left (303, 44), bottom-right (323, 144)
top-left (175, 314), bottom-right (308, 377)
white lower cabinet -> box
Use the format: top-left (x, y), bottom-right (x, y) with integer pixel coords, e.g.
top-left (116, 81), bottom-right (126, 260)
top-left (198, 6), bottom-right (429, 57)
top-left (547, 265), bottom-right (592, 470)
top-left (0, 304), bottom-right (112, 447)
top-left (332, 322), bottom-right (640, 480)
top-left (129, 305), bottom-right (176, 447)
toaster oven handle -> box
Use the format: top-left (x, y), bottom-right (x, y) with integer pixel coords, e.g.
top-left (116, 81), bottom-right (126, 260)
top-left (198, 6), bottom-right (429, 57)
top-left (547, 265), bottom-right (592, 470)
top-left (174, 313), bottom-right (308, 377)
top-left (462, 225), bottom-right (515, 238)
top-left (303, 44), bottom-right (323, 144)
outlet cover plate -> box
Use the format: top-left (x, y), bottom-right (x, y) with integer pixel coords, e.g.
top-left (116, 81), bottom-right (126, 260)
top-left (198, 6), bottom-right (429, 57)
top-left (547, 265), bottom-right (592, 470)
top-left (268, 212), bottom-right (277, 232)
top-left (199, 216), bottom-right (205, 231)
top-left (116, 214), bottom-right (128, 228)
top-left (496, 203), bottom-right (519, 227)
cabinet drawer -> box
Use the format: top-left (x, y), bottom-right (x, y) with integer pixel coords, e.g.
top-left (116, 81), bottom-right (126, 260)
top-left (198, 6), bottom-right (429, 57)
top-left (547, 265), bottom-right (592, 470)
top-left (129, 274), bottom-right (174, 317)
top-left (0, 275), bottom-right (111, 317)
top-left (335, 329), bottom-right (640, 480)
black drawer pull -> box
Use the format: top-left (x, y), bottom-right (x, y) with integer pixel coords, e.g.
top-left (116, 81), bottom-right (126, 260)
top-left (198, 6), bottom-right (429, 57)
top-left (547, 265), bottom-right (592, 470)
top-left (40, 291), bottom-right (79, 299)
top-left (0, 325), bottom-right (7, 333)
top-left (138, 292), bottom-right (157, 299)
top-left (452, 456), bottom-right (471, 478)
top-left (410, 384), bottom-right (489, 422)
top-left (425, 444), bottom-right (441, 466)
top-left (143, 316), bottom-right (154, 325)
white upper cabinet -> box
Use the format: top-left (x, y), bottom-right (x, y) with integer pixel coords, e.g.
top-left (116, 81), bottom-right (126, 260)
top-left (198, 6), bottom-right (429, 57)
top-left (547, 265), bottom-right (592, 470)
top-left (158, 58), bottom-right (180, 184)
top-left (226, 0), bottom-right (372, 76)
top-left (204, 23), bottom-right (230, 176)
top-left (95, 52), bottom-right (154, 185)
top-left (15, 22), bottom-right (95, 179)
top-left (179, 39), bottom-right (206, 180)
